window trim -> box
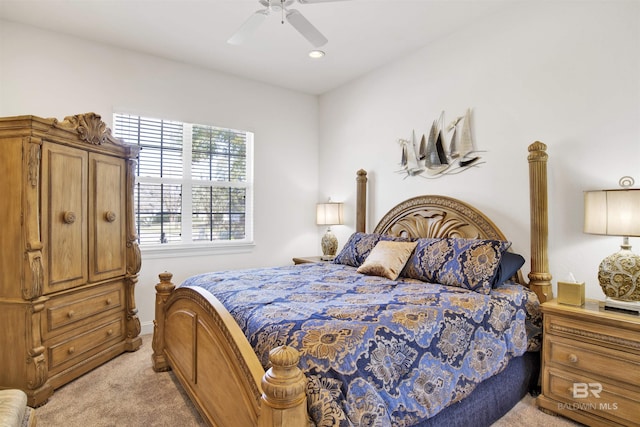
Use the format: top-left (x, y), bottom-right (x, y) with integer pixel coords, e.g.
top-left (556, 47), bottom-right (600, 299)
top-left (140, 240), bottom-right (256, 259)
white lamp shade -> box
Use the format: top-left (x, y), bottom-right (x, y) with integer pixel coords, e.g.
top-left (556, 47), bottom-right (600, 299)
top-left (316, 202), bottom-right (344, 226)
top-left (584, 189), bottom-right (640, 236)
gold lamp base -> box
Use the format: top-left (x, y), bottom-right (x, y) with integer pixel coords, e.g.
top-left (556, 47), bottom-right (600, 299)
top-left (321, 228), bottom-right (338, 261)
top-left (598, 244), bottom-right (640, 302)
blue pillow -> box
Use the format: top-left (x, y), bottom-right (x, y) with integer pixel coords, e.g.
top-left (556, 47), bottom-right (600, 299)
top-left (402, 238), bottom-right (511, 294)
top-left (492, 251), bottom-right (525, 287)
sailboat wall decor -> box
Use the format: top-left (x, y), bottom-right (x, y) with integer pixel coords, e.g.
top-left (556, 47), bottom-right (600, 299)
top-left (398, 108), bottom-right (485, 178)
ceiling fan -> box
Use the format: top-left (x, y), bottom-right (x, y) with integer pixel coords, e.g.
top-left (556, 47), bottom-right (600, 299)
top-left (228, 0), bottom-right (348, 48)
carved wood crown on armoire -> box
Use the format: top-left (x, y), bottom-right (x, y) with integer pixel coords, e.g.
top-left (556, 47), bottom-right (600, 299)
top-left (0, 113), bottom-right (142, 406)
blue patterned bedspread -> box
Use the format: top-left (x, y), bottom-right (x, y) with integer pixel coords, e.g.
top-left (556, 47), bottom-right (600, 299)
top-left (182, 262), bottom-right (541, 426)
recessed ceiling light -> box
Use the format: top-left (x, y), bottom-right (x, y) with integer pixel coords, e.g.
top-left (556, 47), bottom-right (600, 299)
top-left (309, 50), bottom-right (325, 59)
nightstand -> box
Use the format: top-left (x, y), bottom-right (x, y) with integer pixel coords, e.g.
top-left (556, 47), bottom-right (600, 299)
top-left (292, 256), bottom-right (327, 265)
top-left (536, 299), bottom-right (640, 426)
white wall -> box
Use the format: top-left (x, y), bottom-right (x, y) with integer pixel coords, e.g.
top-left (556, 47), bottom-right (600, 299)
top-left (2, 1), bottom-right (638, 331)
top-left (318, 1), bottom-right (640, 301)
top-left (0, 21), bottom-right (320, 333)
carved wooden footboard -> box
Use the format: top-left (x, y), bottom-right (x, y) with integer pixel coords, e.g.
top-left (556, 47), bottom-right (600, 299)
top-left (152, 142), bottom-right (551, 427)
top-left (152, 273), bottom-right (308, 426)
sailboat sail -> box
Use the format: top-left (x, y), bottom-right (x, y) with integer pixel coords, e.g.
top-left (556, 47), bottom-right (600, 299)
top-left (457, 109), bottom-right (479, 166)
top-left (399, 130), bottom-right (424, 175)
top-left (458, 110), bottom-right (475, 154)
top-left (449, 127), bottom-right (458, 159)
top-left (400, 144), bottom-right (407, 167)
top-left (447, 116), bottom-right (462, 158)
top-left (425, 112), bottom-right (449, 175)
top-left (435, 132), bottom-right (448, 164)
top-left (418, 134), bottom-right (427, 162)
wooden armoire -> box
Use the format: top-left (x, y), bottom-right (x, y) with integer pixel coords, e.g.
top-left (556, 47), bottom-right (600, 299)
top-left (0, 113), bottom-right (142, 406)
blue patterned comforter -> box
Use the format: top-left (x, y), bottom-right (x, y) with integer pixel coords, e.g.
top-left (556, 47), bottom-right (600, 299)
top-left (182, 262), bottom-right (541, 426)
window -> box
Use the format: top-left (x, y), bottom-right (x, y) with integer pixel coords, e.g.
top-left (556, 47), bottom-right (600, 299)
top-left (113, 113), bottom-right (253, 250)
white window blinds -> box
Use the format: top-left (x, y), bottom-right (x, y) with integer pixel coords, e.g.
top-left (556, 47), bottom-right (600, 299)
top-left (113, 114), bottom-right (253, 248)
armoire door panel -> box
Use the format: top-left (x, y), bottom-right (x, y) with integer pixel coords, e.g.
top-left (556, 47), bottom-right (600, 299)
top-left (89, 153), bottom-right (126, 282)
top-left (41, 142), bottom-right (88, 293)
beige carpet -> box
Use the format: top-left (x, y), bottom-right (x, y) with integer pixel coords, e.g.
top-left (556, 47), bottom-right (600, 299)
top-left (36, 334), bottom-right (581, 426)
top-left (36, 335), bottom-right (204, 427)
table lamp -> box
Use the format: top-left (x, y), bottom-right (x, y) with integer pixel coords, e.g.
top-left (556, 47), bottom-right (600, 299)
top-left (316, 200), bottom-right (344, 260)
top-left (584, 177), bottom-right (640, 312)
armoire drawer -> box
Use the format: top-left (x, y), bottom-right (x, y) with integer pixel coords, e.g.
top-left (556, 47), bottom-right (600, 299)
top-left (44, 281), bottom-right (124, 337)
top-left (47, 315), bottom-right (124, 371)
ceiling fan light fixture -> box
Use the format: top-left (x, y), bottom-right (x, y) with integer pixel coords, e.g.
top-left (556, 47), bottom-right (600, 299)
top-left (309, 49), bottom-right (325, 59)
top-left (229, 0), bottom-right (344, 47)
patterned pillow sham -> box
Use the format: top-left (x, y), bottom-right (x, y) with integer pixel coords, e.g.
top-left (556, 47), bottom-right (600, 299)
top-left (357, 240), bottom-right (418, 280)
top-left (333, 232), bottom-right (412, 267)
top-left (401, 238), bottom-right (511, 294)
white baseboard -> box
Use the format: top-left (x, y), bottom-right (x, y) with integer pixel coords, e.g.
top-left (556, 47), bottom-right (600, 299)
top-left (140, 320), bottom-right (154, 336)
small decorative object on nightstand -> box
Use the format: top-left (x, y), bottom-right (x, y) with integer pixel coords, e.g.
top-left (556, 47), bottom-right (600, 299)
top-left (584, 176), bottom-right (640, 314)
top-left (316, 199), bottom-right (344, 261)
top-left (536, 299), bottom-right (640, 426)
top-left (557, 279), bottom-right (585, 307)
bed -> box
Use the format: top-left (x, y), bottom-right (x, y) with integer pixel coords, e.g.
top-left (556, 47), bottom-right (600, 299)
top-left (151, 142), bottom-right (553, 426)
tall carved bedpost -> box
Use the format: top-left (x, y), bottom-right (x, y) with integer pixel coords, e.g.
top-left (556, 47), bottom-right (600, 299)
top-left (356, 169), bottom-right (367, 233)
top-left (152, 272), bottom-right (175, 372)
top-left (528, 141), bottom-right (552, 303)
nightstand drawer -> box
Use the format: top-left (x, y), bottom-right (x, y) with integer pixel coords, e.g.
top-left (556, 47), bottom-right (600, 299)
top-left (546, 335), bottom-right (640, 386)
top-left (545, 367), bottom-right (640, 425)
top-left (544, 312), bottom-right (640, 354)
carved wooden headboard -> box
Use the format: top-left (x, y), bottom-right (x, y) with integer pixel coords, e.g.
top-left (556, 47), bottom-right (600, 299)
top-left (373, 195), bottom-right (507, 241)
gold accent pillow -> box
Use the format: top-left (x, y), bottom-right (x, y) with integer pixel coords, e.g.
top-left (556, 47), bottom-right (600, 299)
top-left (357, 240), bottom-right (418, 280)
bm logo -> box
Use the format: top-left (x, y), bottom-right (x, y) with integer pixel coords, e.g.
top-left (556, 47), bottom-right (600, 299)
top-left (572, 382), bottom-right (602, 399)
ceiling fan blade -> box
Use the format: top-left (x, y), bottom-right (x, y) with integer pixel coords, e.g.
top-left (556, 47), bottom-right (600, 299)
top-left (286, 9), bottom-right (328, 47)
top-left (227, 10), bottom-right (269, 45)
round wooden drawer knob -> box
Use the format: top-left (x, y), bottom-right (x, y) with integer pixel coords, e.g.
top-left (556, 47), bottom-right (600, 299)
top-left (67, 310), bottom-right (75, 319)
top-left (106, 298), bottom-right (112, 305)
top-left (63, 211), bottom-right (76, 224)
top-left (568, 354), bottom-right (578, 363)
top-left (68, 347), bottom-right (75, 355)
top-left (104, 211), bottom-right (117, 222)
top-left (107, 329), bottom-right (114, 336)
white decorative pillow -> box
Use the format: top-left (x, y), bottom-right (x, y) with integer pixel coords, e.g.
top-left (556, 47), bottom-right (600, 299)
top-left (357, 240), bottom-right (418, 280)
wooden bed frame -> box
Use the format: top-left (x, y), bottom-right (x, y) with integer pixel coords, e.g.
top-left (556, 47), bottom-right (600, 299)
top-left (151, 142), bottom-right (552, 426)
